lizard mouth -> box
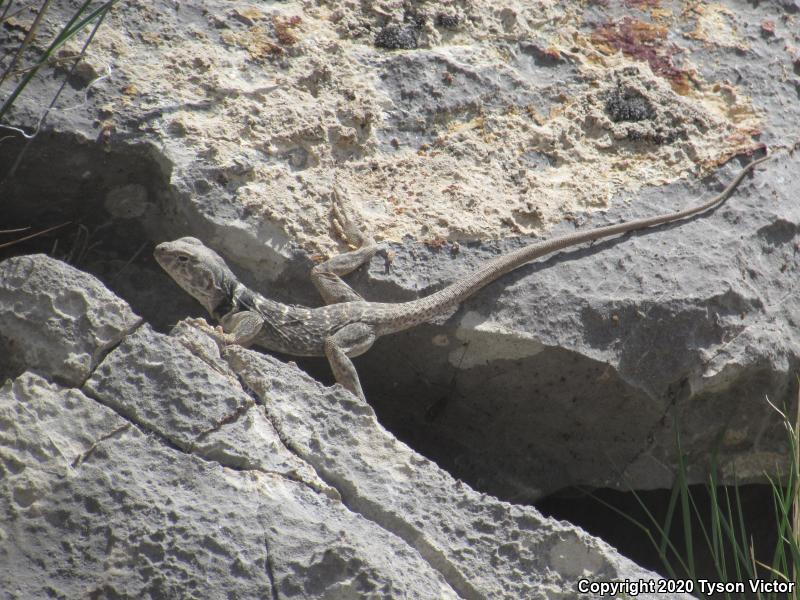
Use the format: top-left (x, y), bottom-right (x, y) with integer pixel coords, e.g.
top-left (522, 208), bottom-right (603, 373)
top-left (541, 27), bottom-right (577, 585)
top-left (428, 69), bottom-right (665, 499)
top-left (153, 242), bottom-right (169, 265)
top-left (153, 241), bottom-right (186, 273)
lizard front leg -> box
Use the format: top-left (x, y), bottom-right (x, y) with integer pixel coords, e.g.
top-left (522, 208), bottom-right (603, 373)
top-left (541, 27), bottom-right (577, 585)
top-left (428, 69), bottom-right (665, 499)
top-left (323, 323), bottom-right (376, 401)
top-left (186, 310), bottom-right (264, 348)
top-left (311, 185), bottom-right (383, 305)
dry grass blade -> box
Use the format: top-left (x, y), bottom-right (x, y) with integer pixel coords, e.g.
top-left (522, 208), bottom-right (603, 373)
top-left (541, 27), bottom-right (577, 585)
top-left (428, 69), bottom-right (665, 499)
top-left (0, 1), bottom-right (28, 25)
top-left (0, 220), bottom-right (69, 249)
top-left (794, 381), bottom-right (800, 595)
top-left (0, 0), bottom-right (53, 89)
top-left (0, 1), bottom-right (119, 124)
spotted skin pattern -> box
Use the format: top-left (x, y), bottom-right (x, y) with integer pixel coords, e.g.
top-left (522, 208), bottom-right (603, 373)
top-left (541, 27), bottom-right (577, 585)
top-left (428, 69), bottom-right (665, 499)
top-left (155, 156), bottom-right (768, 400)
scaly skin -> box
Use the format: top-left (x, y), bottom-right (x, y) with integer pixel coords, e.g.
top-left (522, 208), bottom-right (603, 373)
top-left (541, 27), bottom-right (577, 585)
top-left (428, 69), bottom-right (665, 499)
top-left (155, 154), bottom-right (769, 400)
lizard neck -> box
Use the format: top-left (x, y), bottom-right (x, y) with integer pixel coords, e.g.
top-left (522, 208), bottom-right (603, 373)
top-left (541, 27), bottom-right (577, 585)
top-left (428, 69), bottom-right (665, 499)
top-left (212, 279), bottom-right (296, 322)
top-left (209, 276), bottom-right (239, 320)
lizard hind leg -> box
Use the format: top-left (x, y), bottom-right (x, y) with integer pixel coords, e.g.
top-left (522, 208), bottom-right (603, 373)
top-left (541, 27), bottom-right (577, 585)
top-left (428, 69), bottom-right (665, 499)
top-left (323, 323), bottom-right (376, 401)
top-left (311, 185), bottom-right (383, 305)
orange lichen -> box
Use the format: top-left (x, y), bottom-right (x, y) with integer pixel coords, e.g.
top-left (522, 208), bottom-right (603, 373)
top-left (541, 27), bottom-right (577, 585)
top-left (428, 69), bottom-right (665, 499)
top-left (273, 15), bottom-right (302, 46)
top-left (591, 18), bottom-right (691, 93)
top-left (246, 26), bottom-right (285, 57)
top-left (423, 236), bottom-right (448, 250)
top-left (224, 18), bottom-right (303, 60)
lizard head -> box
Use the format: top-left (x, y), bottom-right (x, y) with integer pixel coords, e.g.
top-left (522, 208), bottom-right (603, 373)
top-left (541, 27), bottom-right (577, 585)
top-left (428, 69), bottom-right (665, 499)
top-left (154, 237), bottom-right (235, 315)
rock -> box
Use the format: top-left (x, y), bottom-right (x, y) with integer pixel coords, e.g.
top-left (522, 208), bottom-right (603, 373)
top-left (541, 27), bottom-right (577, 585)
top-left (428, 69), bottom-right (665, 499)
top-left (1, 0), bottom-right (797, 523)
top-left (0, 255), bottom-right (141, 385)
top-left (374, 24), bottom-right (419, 50)
top-left (436, 13), bottom-right (460, 29)
top-left (354, 152), bottom-right (800, 498)
top-left (83, 321), bottom-right (334, 497)
top-left (0, 373), bottom-right (455, 599)
top-left (224, 345), bottom-right (686, 599)
top-left (0, 253), bottom-right (691, 598)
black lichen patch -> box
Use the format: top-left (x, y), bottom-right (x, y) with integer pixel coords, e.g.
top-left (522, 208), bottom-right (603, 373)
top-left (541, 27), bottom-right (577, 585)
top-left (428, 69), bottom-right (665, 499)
top-left (626, 127), bottom-right (675, 144)
top-left (374, 24), bottom-right (418, 50)
top-left (436, 13), bottom-right (460, 29)
top-left (605, 88), bottom-right (653, 123)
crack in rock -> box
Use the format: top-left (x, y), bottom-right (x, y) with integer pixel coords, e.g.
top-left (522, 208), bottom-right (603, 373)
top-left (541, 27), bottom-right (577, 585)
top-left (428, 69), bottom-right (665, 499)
top-left (262, 530), bottom-right (281, 600)
top-left (71, 423), bottom-right (133, 469)
top-left (193, 399), bottom-right (256, 444)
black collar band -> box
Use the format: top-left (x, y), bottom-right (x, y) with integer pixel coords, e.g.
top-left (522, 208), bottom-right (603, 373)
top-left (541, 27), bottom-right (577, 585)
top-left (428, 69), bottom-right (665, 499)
top-left (212, 280), bottom-right (238, 320)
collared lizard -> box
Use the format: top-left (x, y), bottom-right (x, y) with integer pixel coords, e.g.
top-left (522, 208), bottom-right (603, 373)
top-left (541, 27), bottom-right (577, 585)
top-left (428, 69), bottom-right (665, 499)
top-left (155, 154), bottom-right (768, 401)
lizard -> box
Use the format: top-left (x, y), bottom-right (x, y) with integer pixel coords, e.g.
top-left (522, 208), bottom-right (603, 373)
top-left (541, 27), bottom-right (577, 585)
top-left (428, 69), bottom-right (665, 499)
top-left (155, 153), bottom-right (769, 401)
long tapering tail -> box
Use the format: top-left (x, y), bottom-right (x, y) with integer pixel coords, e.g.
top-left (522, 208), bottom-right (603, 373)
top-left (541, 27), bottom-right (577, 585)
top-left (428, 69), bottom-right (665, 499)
top-left (382, 153), bottom-right (769, 332)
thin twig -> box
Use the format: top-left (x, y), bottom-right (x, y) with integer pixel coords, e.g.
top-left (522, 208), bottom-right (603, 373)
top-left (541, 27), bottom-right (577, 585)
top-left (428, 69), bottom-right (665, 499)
top-left (109, 240), bottom-right (148, 283)
top-left (0, 0), bottom-right (53, 89)
top-left (0, 220), bottom-right (69, 249)
top-left (1, 1), bottom-right (114, 182)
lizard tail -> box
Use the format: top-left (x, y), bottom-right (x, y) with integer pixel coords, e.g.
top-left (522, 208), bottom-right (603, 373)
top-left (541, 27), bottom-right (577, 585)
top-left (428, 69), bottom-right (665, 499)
top-left (384, 153), bottom-right (769, 332)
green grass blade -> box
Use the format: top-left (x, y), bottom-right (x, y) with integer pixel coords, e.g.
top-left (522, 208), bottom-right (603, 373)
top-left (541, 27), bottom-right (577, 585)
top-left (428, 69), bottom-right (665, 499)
top-left (722, 486), bottom-right (745, 583)
top-left (674, 445), bottom-right (696, 579)
top-left (659, 481), bottom-right (681, 561)
top-left (0, 0), bottom-right (119, 122)
top-left (768, 474), bottom-right (791, 579)
top-left (707, 470), bottom-right (729, 584)
top-left (0, 0), bottom-right (92, 119)
top-left (586, 488), bottom-right (689, 578)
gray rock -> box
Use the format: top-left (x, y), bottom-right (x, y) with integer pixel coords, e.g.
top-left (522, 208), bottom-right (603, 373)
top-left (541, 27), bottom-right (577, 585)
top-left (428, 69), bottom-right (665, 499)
top-left (2, 0), bottom-right (797, 568)
top-left (224, 345), bottom-right (691, 600)
top-left (354, 153), bottom-right (800, 498)
top-left (0, 252), bottom-right (693, 598)
top-left (374, 24), bottom-right (419, 50)
top-left (0, 254), bottom-right (141, 385)
top-left (83, 321), bottom-right (332, 497)
top-left (84, 323), bottom-right (253, 448)
top-left (0, 373), bottom-right (456, 599)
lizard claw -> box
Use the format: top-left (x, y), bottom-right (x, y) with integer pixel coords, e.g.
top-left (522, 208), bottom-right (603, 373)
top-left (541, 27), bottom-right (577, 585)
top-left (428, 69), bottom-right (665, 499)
top-left (184, 317), bottom-right (211, 329)
top-left (330, 184), bottom-right (374, 248)
top-left (183, 317), bottom-right (228, 340)
top-left (184, 317), bottom-right (233, 346)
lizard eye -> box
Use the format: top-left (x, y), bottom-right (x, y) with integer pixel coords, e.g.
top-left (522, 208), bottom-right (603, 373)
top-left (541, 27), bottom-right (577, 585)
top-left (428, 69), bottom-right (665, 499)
top-left (177, 255), bottom-right (189, 263)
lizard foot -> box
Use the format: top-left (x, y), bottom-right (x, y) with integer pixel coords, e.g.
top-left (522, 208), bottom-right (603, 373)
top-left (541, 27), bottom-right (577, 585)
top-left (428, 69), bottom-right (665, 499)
top-left (184, 317), bottom-right (212, 330)
top-left (331, 183), bottom-right (375, 249)
top-left (183, 317), bottom-right (233, 345)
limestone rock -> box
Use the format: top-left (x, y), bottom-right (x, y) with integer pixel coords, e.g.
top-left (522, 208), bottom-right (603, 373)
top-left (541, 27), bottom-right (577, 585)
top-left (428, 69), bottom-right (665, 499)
top-left (0, 255), bottom-right (141, 385)
top-left (0, 254), bottom-right (692, 597)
